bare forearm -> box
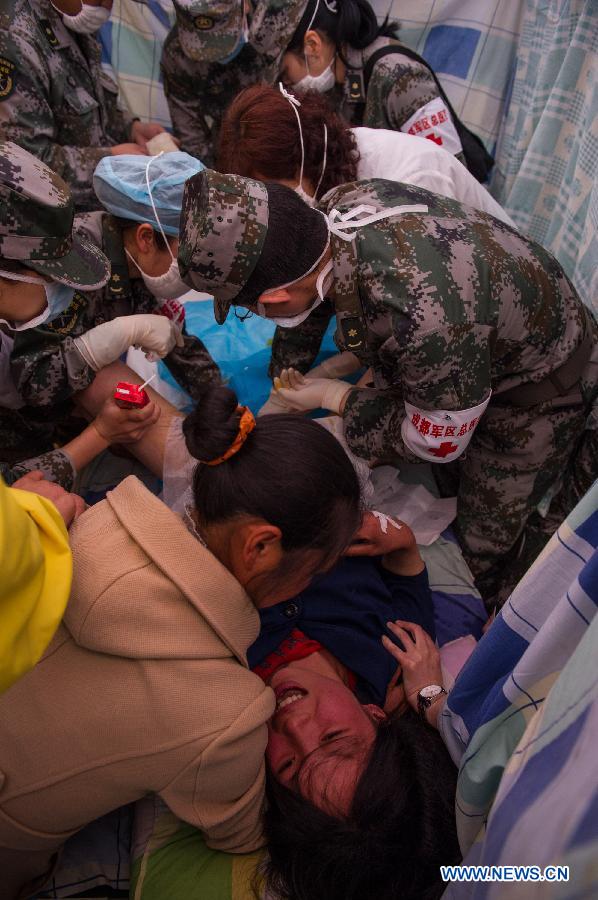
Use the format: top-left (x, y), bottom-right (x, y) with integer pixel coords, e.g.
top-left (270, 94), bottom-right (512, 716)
top-left (62, 424), bottom-right (109, 472)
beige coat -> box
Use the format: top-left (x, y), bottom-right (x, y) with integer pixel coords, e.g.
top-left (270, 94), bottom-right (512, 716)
top-left (0, 476), bottom-right (274, 897)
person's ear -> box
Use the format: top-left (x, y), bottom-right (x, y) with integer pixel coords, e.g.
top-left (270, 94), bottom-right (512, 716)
top-left (134, 223), bottom-right (156, 256)
top-left (364, 704), bottom-right (388, 725)
top-left (304, 28), bottom-right (324, 62)
top-left (240, 522), bottom-right (284, 578)
top-left (258, 288), bottom-right (292, 306)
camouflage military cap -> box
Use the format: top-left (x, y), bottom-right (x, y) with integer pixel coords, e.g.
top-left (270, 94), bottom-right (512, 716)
top-left (249, 0), bottom-right (310, 76)
top-left (0, 141), bottom-right (109, 290)
top-left (179, 168), bottom-right (269, 324)
top-left (173, 0), bottom-right (244, 63)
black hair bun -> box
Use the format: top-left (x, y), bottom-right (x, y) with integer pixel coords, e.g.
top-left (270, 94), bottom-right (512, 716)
top-left (183, 385), bottom-right (242, 462)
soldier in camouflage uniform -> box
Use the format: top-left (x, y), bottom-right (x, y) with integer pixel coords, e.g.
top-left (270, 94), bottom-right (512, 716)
top-left (177, 168), bottom-right (597, 603)
top-left (1, 141), bottom-right (214, 484)
top-left (0, 139), bottom-right (111, 485)
top-left (162, 0), bottom-right (308, 165)
top-left (280, 0), bottom-right (468, 167)
top-left (0, 0), bottom-right (166, 211)
top-left (3, 208), bottom-right (222, 466)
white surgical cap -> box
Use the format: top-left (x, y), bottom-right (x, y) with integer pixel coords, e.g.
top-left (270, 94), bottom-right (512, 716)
top-left (93, 152), bottom-right (205, 236)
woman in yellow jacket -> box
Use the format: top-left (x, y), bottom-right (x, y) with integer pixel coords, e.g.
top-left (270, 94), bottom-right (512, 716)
top-left (0, 474), bottom-right (77, 693)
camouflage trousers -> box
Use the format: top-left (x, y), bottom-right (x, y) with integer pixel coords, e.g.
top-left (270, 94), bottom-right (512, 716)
top-left (439, 388), bottom-right (594, 607)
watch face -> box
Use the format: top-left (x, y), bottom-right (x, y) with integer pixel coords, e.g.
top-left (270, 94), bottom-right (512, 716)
top-left (420, 684), bottom-right (443, 699)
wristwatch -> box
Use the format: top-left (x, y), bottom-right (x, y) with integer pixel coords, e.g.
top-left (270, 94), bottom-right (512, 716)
top-left (417, 684), bottom-right (447, 720)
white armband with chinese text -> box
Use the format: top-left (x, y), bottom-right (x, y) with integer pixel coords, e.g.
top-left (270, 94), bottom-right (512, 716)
top-left (401, 97), bottom-right (463, 156)
top-left (401, 393), bottom-right (492, 463)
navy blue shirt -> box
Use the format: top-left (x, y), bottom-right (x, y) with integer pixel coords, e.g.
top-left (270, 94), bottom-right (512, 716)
top-left (247, 556), bottom-right (435, 707)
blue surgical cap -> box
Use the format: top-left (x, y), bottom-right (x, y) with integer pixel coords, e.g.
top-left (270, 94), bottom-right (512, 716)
top-left (93, 152), bottom-right (205, 236)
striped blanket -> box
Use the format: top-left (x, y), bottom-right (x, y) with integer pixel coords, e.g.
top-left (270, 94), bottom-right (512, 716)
top-left (442, 479), bottom-right (598, 898)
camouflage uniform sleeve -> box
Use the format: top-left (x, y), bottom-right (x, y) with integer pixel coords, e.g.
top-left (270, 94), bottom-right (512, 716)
top-left (342, 323), bottom-right (493, 463)
top-left (9, 330), bottom-right (95, 408)
top-left (268, 300), bottom-right (335, 379)
top-left (161, 36), bottom-right (213, 164)
top-left (1, 448), bottom-right (75, 490)
top-left (162, 327), bottom-right (223, 402)
top-left (342, 386), bottom-right (406, 463)
top-left (364, 56), bottom-right (438, 131)
top-left (365, 56), bottom-right (466, 165)
top-left (0, 39), bottom-right (110, 209)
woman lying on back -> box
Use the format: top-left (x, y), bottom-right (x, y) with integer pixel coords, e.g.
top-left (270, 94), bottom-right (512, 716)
top-left (252, 513), bottom-right (461, 900)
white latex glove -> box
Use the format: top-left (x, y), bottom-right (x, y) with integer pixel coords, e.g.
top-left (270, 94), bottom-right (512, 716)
top-left (258, 386), bottom-right (307, 417)
top-left (73, 314), bottom-right (184, 372)
top-left (274, 368), bottom-right (351, 415)
top-left (307, 351), bottom-right (362, 380)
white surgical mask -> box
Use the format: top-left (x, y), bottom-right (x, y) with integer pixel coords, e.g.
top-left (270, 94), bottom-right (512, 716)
top-left (126, 249), bottom-right (189, 300)
top-left (291, 0), bottom-right (338, 95)
top-left (61, 3), bottom-right (111, 34)
top-left (294, 55), bottom-right (336, 95)
top-left (257, 257), bottom-right (334, 329)
top-left (294, 183), bottom-right (316, 206)
top-left (0, 270), bottom-right (75, 330)
top-left (125, 154), bottom-right (190, 300)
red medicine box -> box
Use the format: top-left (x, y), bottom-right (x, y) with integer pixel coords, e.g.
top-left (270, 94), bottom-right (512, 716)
top-left (113, 381), bottom-right (150, 410)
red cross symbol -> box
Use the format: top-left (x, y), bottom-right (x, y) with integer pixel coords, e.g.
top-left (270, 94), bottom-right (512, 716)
top-left (429, 441), bottom-right (458, 458)
top-left (425, 132), bottom-right (443, 145)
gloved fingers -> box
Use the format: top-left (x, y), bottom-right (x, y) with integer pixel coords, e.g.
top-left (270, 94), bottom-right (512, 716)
top-left (258, 387), bottom-right (303, 416)
top-left (275, 386), bottom-right (315, 411)
top-left (288, 368), bottom-right (306, 390)
top-left (277, 368), bottom-right (306, 390)
top-left (276, 369), bottom-right (293, 390)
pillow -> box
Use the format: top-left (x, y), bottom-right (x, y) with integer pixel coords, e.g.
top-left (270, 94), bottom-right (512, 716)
top-left (130, 795), bottom-right (266, 900)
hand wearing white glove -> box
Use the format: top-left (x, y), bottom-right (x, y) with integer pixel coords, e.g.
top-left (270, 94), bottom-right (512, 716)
top-left (274, 368), bottom-right (351, 415)
top-left (258, 386), bottom-right (307, 417)
top-left (307, 351), bottom-right (362, 380)
top-left (259, 353), bottom-right (361, 416)
top-left (73, 314), bottom-right (184, 372)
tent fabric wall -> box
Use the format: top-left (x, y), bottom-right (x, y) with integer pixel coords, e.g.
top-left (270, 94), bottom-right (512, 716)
top-left (99, 0), bottom-right (174, 129)
top-left (373, 0), bottom-right (526, 151)
top-left (491, 0), bottom-right (598, 314)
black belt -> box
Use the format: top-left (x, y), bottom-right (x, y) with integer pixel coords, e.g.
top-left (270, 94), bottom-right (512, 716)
top-left (497, 328), bottom-right (594, 408)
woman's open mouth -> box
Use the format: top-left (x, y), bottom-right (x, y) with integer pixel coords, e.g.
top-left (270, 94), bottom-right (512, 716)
top-left (274, 683), bottom-right (307, 714)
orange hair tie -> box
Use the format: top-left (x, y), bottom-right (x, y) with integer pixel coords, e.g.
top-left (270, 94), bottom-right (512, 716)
top-left (202, 405), bottom-right (256, 466)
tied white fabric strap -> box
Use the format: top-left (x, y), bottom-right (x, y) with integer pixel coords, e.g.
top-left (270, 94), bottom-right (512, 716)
top-left (305, 0), bottom-right (338, 36)
top-left (328, 203), bottom-right (428, 241)
top-left (279, 83), bottom-right (306, 192)
top-left (371, 510), bottom-right (403, 534)
top-left (314, 123), bottom-right (328, 197)
top-left (279, 83), bottom-right (328, 201)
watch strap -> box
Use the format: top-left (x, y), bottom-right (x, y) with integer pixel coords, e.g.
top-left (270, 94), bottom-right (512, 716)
top-left (417, 685), bottom-right (447, 719)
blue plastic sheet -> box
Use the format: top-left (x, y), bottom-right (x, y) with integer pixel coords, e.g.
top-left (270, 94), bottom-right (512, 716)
top-left (158, 300), bottom-right (339, 411)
